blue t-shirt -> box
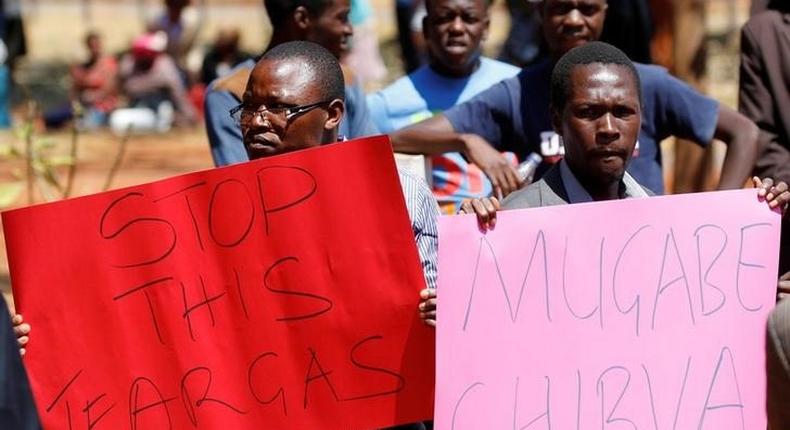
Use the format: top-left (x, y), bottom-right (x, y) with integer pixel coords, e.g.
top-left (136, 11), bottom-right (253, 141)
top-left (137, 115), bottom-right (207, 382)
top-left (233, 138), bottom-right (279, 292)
top-left (444, 59), bottom-right (720, 194)
top-left (368, 57), bottom-right (520, 212)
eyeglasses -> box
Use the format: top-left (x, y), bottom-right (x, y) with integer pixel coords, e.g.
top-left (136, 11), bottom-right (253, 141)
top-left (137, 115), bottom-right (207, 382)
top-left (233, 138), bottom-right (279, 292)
top-left (229, 100), bottom-right (332, 126)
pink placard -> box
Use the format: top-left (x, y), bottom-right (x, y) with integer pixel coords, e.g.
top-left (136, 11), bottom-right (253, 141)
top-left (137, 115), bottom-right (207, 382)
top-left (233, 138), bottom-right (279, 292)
top-left (436, 189), bottom-right (780, 429)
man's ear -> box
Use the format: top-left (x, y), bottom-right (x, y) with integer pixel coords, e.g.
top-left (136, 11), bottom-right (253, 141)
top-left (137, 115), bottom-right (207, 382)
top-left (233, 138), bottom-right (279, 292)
top-left (325, 99), bottom-right (345, 130)
top-left (293, 6), bottom-right (311, 31)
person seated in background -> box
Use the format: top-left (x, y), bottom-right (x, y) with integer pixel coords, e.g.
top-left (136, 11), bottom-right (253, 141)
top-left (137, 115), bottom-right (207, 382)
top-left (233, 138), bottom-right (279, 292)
top-left (367, 0), bottom-right (520, 214)
top-left (418, 41), bottom-right (789, 326)
top-left (43, 32), bottom-right (119, 130)
top-left (199, 28), bottom-right (251, 86)
top-left (392, 0), bottom-right (760, 199)
top-left (155, 0), bottom-right (203, 74)
top-left (118, 30), bottom-right (198, 129)
top-left (71, 32), bottom-right (119, 128)
top-left (205, 0), bottom-right (378, 167)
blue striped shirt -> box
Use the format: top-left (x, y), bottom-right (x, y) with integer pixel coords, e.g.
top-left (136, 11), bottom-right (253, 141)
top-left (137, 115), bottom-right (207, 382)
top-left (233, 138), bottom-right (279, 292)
top-left (398, 169), bottom-right (439, 290)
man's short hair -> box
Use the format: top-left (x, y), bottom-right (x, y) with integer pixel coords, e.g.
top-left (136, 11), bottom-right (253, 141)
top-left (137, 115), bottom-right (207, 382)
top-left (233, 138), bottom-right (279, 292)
top-left (262, 41), bottom-right (345, 101)
top-left (264, 0), bottom-right (334, 29)
top-left (550, 41), bottom-right (642, 112)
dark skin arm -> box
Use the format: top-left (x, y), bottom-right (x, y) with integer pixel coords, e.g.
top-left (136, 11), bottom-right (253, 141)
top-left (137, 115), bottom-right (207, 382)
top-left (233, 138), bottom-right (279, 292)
top-left (714, 106), bottom-right (760, 190)
top-left (390, 115), bottom-right (522, 198)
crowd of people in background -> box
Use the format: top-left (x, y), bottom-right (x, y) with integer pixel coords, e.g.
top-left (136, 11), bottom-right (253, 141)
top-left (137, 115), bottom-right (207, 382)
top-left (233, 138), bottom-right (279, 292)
top-left (2, 0), bottom-right (790, 428)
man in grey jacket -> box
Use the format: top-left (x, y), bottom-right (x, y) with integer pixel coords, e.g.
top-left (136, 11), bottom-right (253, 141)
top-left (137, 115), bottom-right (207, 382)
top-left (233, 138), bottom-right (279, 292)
top-left (419, 42), bottom-right (790, 325)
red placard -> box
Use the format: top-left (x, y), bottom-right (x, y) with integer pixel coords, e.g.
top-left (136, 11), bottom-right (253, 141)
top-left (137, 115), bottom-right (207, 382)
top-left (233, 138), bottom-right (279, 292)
top-left (2, 136), bottom-right (434, 429)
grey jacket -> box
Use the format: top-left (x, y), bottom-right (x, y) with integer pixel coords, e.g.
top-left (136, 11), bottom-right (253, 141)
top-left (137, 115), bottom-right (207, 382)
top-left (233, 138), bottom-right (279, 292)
top-left (502, 164), bottom-right (654, 209)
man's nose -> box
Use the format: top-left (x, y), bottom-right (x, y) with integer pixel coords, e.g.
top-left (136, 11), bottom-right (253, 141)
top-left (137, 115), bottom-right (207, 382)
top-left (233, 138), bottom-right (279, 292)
top-left (597, 113), bottom-right (619, 141)
top-left (449, 15), bottom-right (465, 33)
top-left (248, 111), bottom-right (273, 130)
top-left (564, 9), bottom-right (584, 29)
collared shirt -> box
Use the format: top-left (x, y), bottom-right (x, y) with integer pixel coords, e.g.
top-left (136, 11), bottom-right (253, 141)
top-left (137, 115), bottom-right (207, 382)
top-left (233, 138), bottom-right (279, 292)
top-left (398, 169), bottom-right (440, 290)
top-left (559, 159), bottom-right (649, 204)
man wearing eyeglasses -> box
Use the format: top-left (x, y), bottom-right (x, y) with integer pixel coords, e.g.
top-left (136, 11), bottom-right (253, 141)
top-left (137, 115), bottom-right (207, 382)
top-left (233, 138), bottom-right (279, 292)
top-left (236, 39), bottom-right (438, 430)
top-left (205, 0), bottom-right (379, 167)
top-left (239, 38), bottom-right (438, 322)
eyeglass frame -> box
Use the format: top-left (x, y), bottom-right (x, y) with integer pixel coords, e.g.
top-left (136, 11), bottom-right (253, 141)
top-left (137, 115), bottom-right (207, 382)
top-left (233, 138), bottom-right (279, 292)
top-left (229, 99), bottom-right (334, 126)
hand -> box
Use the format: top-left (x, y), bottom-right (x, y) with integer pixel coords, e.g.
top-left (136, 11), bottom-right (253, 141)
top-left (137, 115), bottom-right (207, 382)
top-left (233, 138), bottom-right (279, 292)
top-left (418, 288), bottom-right (436, 328)
top-left (753, 177), bottom-right (790, 214)
top-left (779, 271), bottom-right (790, 301)
top-left (462, 134), bottom-right (522, 199)
top-left (12, 314), bottom-right (30, 357)
top-left (459, 197), bottom-right (501, 232)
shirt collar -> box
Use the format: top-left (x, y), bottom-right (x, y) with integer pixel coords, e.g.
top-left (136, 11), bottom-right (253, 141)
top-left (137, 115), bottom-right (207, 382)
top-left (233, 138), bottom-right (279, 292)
top-left (559, 159), bottom-right (648, 203)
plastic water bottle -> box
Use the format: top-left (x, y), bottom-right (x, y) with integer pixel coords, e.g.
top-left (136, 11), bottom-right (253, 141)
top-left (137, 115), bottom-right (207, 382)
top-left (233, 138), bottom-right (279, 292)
top-left (517, 152), bottom-right (543, 184)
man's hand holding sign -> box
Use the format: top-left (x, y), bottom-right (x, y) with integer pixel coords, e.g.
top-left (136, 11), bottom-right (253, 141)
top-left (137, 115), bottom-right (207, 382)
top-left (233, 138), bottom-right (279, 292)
top-left (432, 42), bottom-right (788, 428)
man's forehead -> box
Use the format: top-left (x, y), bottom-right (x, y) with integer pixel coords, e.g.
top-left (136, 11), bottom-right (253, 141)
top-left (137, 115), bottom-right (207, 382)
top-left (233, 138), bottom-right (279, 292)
top-left (568, 63), bottom-right (638, 96)
top-left (571, 63), bottom-right (632, 81)
top-left (545, 0), bottom-right (607, 8)
top-left (429, 0), bottom-right (484, 11)
top-left (245, 59), bottom-right (315, 100)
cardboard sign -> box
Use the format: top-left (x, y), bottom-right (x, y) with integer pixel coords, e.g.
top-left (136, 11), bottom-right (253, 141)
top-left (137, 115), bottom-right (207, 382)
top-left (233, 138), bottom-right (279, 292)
top-left (3, 136), bottom-right (434, 429)
top-left (436, 190), bottom-right (780, 429)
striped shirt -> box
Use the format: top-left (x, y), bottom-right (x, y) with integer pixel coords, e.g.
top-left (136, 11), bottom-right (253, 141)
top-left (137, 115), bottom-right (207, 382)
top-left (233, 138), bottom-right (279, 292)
top-left (398, 169), bottom-right (440, 290)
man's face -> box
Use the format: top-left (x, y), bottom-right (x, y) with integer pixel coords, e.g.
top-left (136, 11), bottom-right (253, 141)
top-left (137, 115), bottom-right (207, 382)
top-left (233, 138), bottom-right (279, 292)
top-left (305, 0), bottom-right (353, 58)
top-left (541, 0), bottom-right (607, 58)
top-left (554, 63), bottom-right (640, 187)
top-left (423, 0), bottom-right (489, 74)
top-left (241, 59), bottom-right (341, 160)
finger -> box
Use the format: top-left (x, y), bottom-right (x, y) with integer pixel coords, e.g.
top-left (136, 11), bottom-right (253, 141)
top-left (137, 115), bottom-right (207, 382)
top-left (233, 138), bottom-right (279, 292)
top-left (13, 323), bottom-right (30, 336)
top-left (487, 172), bottom-right (502, 200)
top-left (419, 288), bottom-right (436, 300)
top-left (418, 299), bottom-right (437, 311)
top-left (780, 271), bottom-right (790, 282)
top-left (423, 319), bottom-right (436, 328)
top-left (482, 198), bottom-right (498, 229)
top-left (767, 182), bottom-right (786, 201)
top-left (498, 168), bottom-right (514, 197)
top-left (504, 166), bottom-right (520, 196)
top-left (753, 176), bottom-right (762, 189)
top-left (771, 183), bottom-right (790, 211)
top-left (19, 348), bottom-right (25, 357)
top-left (760, 177), bottom-right (774, 197)
top-left (769, 190), bottom-right (790, 209)
top-left (494, 185), bottom-right (503, 201)
top-left (11, 314), bottom-right (22, 325)
top-left (420, 310), bottom-right (437, 319)
top-left (490, 196), bottom-right (501, 211)
top-left (17, 336), bottom-right (28, 346)
top-left (471, 199), bottom-right (491, 229)
top-left (459, 200), bottom-right (473, 215)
